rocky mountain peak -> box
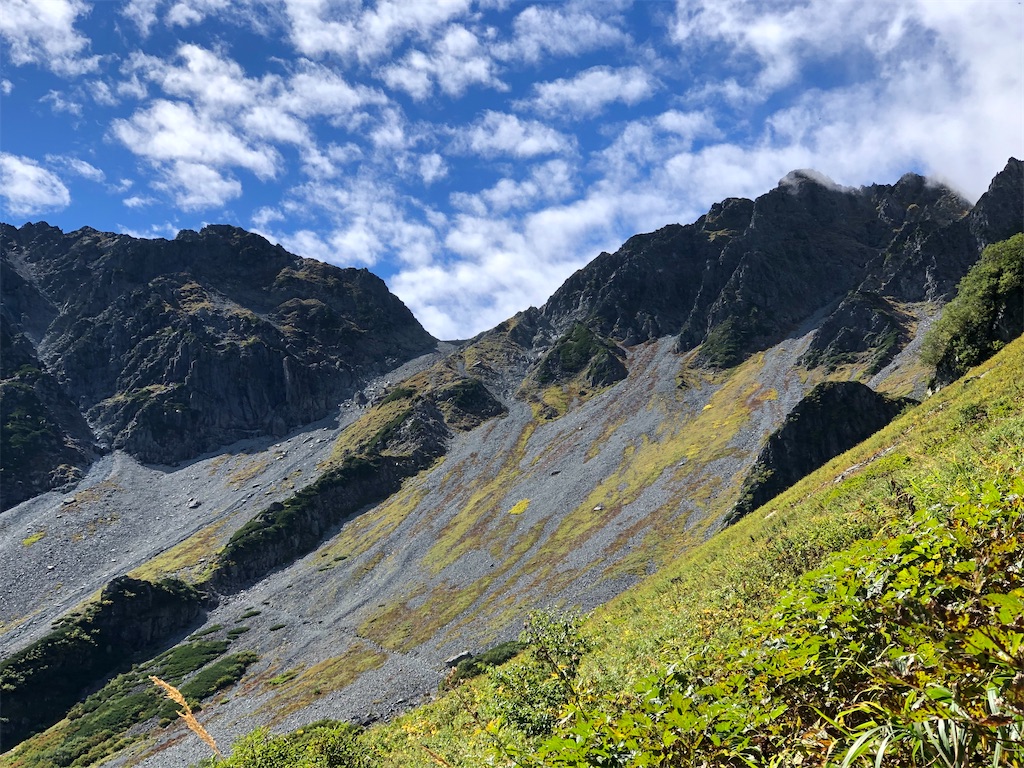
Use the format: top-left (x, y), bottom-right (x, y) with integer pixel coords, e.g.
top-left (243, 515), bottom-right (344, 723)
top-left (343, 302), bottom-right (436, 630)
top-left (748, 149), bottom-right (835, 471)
top-left (539, 162), bottom-right (1023, 371)
top-left (0, 224), bottom-right (436, 505)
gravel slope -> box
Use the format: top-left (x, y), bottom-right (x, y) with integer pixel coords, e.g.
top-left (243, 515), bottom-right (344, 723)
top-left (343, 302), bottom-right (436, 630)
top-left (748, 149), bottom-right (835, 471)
top-left (93, 331), bottom-right (822, 768)
top-left (0, 328), bottom-right (933, 767)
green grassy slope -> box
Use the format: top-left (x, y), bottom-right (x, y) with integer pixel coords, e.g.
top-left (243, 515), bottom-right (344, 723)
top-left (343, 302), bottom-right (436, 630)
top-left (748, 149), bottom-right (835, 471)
top-left (189, 334), bottom-right (1023, 767)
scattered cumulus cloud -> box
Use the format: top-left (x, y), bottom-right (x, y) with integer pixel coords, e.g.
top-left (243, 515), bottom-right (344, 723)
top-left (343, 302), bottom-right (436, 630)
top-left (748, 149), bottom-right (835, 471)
top-left (111, 44), bottom-right (398, 208)
top-left (45, 155), bottom-right (106, 182)
top-left (251, 205), bottom-right (284, 229)
top-left (117, 220), bottom-right (182, 240)
top-left (493, 3), bottom-right (629, 63)
top-left (154, 160), bottom-right (243, 210)
top-left (122, 0), bottom-right (162, 36)
top-left (0, 0), bottom-right (99, 75)
top-left (122, 0), bottom-right (275, 37)
top-left (123, 195), bottom-right (156, 208)
top-left (380, 25), bottom-right (503, 100)
top-left (525, 66), bottom-right (655, 118)
top-left (454, 111), bottom-right (573, 158)
top-left (41, 90), bottom-right (84, 116)
top-left (0, 153), bottom-right (71, 217)
top-left (88, 81), bottom-right (119, 105)
top-left (112, 99), bottom-right (280, 178)
top-left (283, 0), bottom-right (472, 63)
top-left (451, 159), bottom-right (575, 215)
top-left (124, 45), bottom-right (262, 113)
top-left (3, 0), bottom-right (1021, 339)
top-left (165, 0), bottom-right (232, 28)
top-left (419, 153), bottom-right (447, 184)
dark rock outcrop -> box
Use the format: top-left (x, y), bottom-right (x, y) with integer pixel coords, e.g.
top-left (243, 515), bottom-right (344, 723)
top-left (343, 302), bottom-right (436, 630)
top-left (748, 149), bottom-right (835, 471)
top-left (541, 160), bottom-right (1023, 371)
top-left (534, 323), bottom-right (628, 388)
top-left (871, 158), bottom-right (1024, 302)
top-left (0, 223), bottom-right (436, 482)
top-left (541, 198), bottom-right (754, 345)
top-left (799, 291), bottom-right (912, 374)
top-left (727, 381), bottom-right (916, 524)
top-left (0, 310), bottom-right (96, 508)
top-left (212, 374), bottom-right (505, 591)
top-left (0, 576), bottom-right (204, 748)
top-left (801, 159), bottom-right (1024, 367)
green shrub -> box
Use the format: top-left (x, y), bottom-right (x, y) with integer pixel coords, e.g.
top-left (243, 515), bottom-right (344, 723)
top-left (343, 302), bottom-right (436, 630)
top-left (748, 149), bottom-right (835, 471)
top-left (486, 612), bottom-right (590, 737)
top-left (518, 479), bottom-right (1024, 767)
top-left (922, 234), bottom-right (1024, 380)
top-left (194, 722), bottom-right (371, 767)
top-left (445, 640), bottom-right (527, 687)
top-left (179, 652), bottom-right (259, 706)
top-left (531, 324), bottom-right (628, 397)
top-left (380, 386), bottom-right (416, 404)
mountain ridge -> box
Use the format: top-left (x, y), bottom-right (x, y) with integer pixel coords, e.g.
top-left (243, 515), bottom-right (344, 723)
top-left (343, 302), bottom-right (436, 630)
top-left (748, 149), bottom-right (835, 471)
top-left (1, 159), bottom-right (1021, 764)
top-left (0, 222), bottom-right (437, 507)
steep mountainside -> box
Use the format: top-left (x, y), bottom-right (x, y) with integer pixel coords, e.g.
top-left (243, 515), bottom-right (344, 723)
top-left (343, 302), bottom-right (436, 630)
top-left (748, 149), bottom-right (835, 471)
top-left (0, 224), bottom-right (436, 506)
top-left (1, 159), bottom-right (1021, 766)
top-left (728, 381), bottom-right (916, 524)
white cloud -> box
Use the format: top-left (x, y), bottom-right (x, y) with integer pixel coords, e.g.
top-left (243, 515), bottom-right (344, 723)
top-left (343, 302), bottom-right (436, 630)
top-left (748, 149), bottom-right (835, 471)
top-left (154, 161), bottom-right (242, 210)
top-left (280, 63), bottom-right (388, 119)
top-left (369, 107), bottom-right (410, 151)
top-left (242, 105), bottom-right (311, 145)
top-left (671, 0), bottom-right (862, 95)
top-left (0, 79), bottom-right (13, 95)
top-left (419, 153), bottom-right (447, 184)
top-left (454, 111), bottom-right (573, 158)
top-left (380, 25), bottom-right (503, 100)
top-left (88, 80), bottom-right (119, 105)
top-left (262, 174), bottom-right (447, 276)
top-left (494, 3), bottom-right (629, 64)
top-left (117, 221), bottom-right (182, 240)
top-left (123, 195), bottom-right (156, 208)
top-left (115, 45), bottom-right (394, 203)
top-left (45, 155), bottom-right (105, 182)
top-left (41, 90), bottom-right (83, 115)
top-left (0, 153), bottom-right (71, 217)
top-left (391, 193), bottom-right (622, 339)
top-left (596, 110), bottom-right (718, 183)
top-left (284, 0), bottom-right (472, 63)
top-left (127, 45), bottom-right (261, 113)
top-left (113, 99), bottom-right (280, 179)
top-left (251, 205), bottom-right (284, 228)
top-left (526, 66), bottom-right (655, 118)
top-left (165, 0), bottom-right (231, 28)
top-left (299, 142), bottom-right (363, 179)
top-left (451, 159), bottom-right (574, 215)
top-left (0, 0), bottom-right (99, 76)
top-left (656, 110), bottom-right (716, 140)
top-left (122, 0), bottom-right (162, 37)
top-left (122, 0), bottom-right (278, 37)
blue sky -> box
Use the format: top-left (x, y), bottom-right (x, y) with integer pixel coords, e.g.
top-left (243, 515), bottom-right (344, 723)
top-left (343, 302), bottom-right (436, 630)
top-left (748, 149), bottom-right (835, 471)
top-left (2, 1), bottom-right (1022, 339)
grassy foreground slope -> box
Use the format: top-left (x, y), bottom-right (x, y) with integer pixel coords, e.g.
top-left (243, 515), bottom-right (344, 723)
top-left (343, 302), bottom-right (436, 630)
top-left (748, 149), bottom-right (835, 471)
top-left (195, 334), bottom-right (1023, 767)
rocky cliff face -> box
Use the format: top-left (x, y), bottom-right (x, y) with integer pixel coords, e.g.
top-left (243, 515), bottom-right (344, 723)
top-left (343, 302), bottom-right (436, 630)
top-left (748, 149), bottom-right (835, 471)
top-left (542, 159), bottom-right (1023, 371)
top-left (0, 224), bottom-right (435, 501)
top-left (728, 382), bottom-right (916, 524)
top-left (0, 576), bottom-right (203, 747)
top-left (0, 257), bottom-right (96, 507)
